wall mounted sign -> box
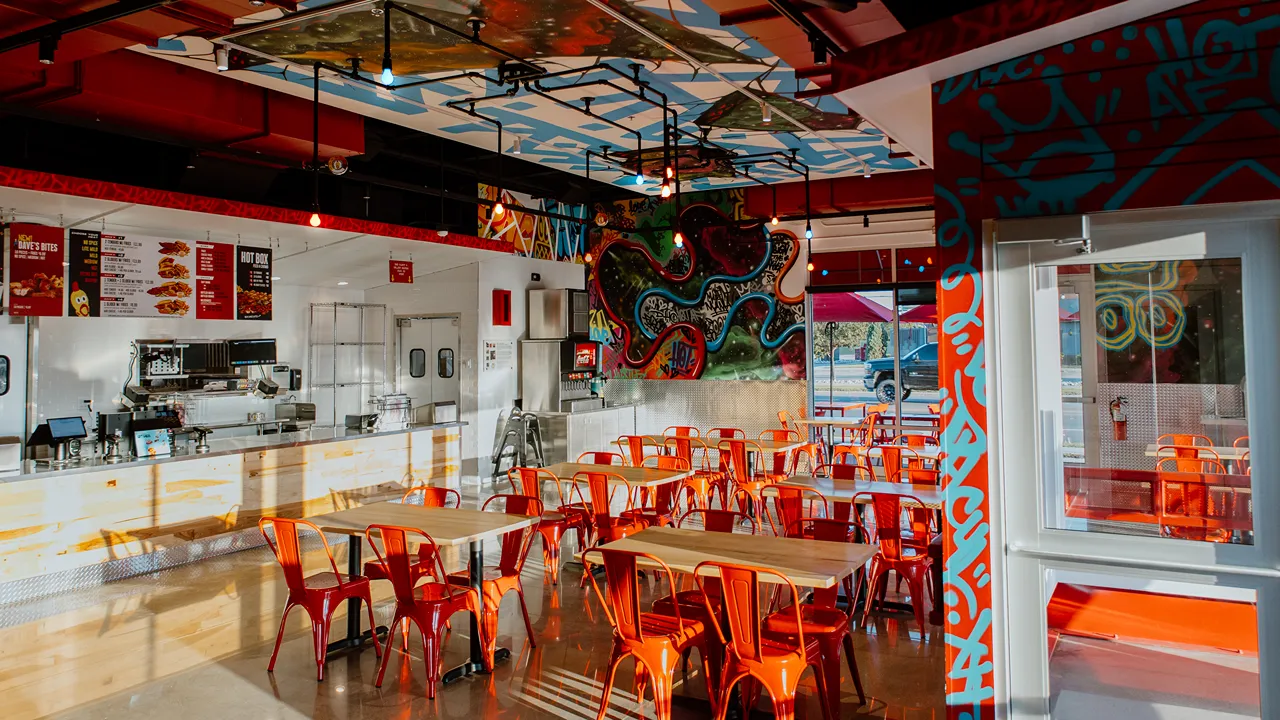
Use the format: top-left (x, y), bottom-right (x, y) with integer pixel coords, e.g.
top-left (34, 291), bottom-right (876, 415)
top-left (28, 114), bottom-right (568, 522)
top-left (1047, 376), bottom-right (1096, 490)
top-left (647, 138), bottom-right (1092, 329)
top-left (483, 340), bottom-right (514, 372)
top-left (195, 241), bottom-right (234, 320)
top-left (389, 259), bottom-right (413, 284)
top-left (6, 223), bottom-right (65, 316)
top-left (235, 246), bottom-right (272, 320)
top-left (93, 234), bottom-right (194, 317)
top-left (67, 229), bottom-right (100, 317)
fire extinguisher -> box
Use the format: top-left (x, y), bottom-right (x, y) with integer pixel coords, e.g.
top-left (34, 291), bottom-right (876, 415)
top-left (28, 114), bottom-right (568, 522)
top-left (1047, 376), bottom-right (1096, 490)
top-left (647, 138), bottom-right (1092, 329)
top-left (1110, 396), bottom-right (1128, 441)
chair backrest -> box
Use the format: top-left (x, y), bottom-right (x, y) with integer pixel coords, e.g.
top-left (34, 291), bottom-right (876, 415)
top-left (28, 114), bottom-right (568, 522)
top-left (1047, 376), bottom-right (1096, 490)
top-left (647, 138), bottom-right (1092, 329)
top-left (765, 485), bottom-right (829, 538)
top-left (831, 460), bottom-right (875, 482)
top-left (578, 451), bottom-right (626, 466)
top-left (364, 524), bottom-right (452, 606)
top-left (706, 427), bottom-right (746, 440)
top-left (1155, 456), bottom-right (1227, 474)
top-left (786, 517), bottom-right (857, 607)
top-left (642, 456), bottom-right (689, 513)
top-left (895, 433), bottom-right (934, 449)
top-left (258, 517), bottom-right (342, 595)
top-left (1157, 433), bottom-right (1212, 447)
top-left (717, 438), bottom-right (765, 486)
top-left (481, 494), bottom-right (544, 575)
top-left (617, 435), bottom-right (648, 466)
top-left (574, 471), bottom-right (632, 526)
top-left (677, 508), bottom-right (757, 534)
top-left (1233, 435), bottom-right (1250, 449)
top-left (664, 435), bottom-right (710, 470)
top-left (851, 491), bottom-right (927, 562)
top-left (694, 561), bottom-right (805, 665)
top-left (759, 428), bottom-right (800, 443)
top-left (585, 548), bottom-right (681, 644)
top-left (402, 485), bottom-right (461, 508)
top-left (777, 410), bottom-right (797, 431)
top-left (508, 466), bottom-right (566, 505)
top-left (790, 442), bottom-right (826, 476)
top-left (664, 425), bottom-right (700, 438)
top-left (868, 445), bottom-right (924, 483)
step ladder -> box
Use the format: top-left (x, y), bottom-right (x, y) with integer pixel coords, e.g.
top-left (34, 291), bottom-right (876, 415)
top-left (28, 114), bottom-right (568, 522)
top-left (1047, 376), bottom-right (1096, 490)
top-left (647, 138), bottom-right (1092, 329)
top-left (490, 407), bottom-right (545, 485)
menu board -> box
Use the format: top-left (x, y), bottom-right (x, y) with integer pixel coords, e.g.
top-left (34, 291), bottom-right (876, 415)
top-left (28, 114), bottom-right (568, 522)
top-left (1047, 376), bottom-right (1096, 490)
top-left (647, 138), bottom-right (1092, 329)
top-left (6, 223), bottom-right (65, 316)
top-left (235, 246), bottom-right (272, 320)
top-left (195, 241), bottom-right (235, 320)
top-left (67, 229), bottom-right (101, 317)
top-left (389, 259), bottom-right (413, 284)
top-left (98, 234), bottom-right (193, 317)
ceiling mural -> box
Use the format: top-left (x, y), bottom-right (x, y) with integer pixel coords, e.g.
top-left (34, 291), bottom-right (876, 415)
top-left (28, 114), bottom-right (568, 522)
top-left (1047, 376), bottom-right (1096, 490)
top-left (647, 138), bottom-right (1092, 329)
top-left (144, 0), bottom-right (920, 191)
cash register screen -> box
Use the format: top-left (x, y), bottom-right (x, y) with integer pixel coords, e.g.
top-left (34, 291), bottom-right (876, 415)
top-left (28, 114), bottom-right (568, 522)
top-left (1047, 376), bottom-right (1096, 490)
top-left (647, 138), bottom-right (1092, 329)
top-left (48, 416), bottom-right (87, 440)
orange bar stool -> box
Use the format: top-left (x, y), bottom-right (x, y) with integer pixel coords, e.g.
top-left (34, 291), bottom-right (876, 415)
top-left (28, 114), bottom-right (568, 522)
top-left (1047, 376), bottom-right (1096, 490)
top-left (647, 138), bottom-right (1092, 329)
top-left (585, 547), bottom-right (715, 720)
top-left (764, 517), bottom-right (866, 712)
top-left (695, 561), bottom-right (831, 720)
top-left (853, 491), bottom-right (934, 635)
top-left (446, 494), bottom-right (543, 670)
top-left (259, 517), bottom-right (381, 681)
top-left (509, 467), bottom-right (585, 585)
top-left (363, 486), bottom-right (460, 587)
top-left (366, 524), bottom-right (481, 698)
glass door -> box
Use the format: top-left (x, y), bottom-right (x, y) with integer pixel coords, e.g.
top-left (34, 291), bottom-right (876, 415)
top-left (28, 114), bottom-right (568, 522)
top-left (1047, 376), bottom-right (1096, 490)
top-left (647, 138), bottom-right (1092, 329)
top-left (992, 211), bottom-right (1280, 719)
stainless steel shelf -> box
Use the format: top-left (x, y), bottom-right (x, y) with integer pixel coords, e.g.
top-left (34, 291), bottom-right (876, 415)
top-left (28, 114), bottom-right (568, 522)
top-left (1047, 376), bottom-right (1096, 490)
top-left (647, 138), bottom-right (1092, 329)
top-left (311, 382), bottom-right (381, 388)
top-left (308, 342), bottom-right (386, 347)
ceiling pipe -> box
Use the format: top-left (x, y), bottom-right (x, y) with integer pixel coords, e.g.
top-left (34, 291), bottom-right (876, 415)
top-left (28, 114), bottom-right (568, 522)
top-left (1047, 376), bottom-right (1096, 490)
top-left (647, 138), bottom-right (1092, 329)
top-left (0, 0), bottom-right (178, 56)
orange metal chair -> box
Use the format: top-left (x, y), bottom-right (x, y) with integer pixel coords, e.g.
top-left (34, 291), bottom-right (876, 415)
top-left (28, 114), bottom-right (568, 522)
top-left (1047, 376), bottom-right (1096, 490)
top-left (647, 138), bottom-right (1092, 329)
top-left (695, 561), bottom-right (831, 720)
top-left (664, 425), bottom-right (701, 437)
top-left (623, 455), bottom-right (691, 528)
top-left (895, 433), bottom-right (937, 449)
top-left (585, 548), bottom-right (715, 720)
top-left (665, 435), bottom-right (719, 512)
top-left (718, 438), bottom-right (772, 515)
top-left (259, 517), bottom-right (381, 681)
top-left (366, 524), bottom-right (481, 697)
top-left (764, 485), bottom-right (830, 538)
top-left (363, 485), bottom-right (460, 586)
top-left (509, 467), bottom-right (586, 585)
top-left (571, 471), bottom-right (646, 546)
top-left (852, 492), bottom-right (933, 634)
top-left (653, 509), bottom-right (758, 632)
top-left (706, 427), bottom-right (746, 440)
top-left (759, 429), bottom-right (801, 476)
top-left (764, 517), bottom-right (865, 711)
top-left (579, 450), bottom-right (627, 465)
top-left (790, 442), bottom-right (828, 477)
top-left (1155, 454), bottom-right (1226, 474)
top-left (617, 434), bottom-right (650, 467)
top-left (1157, 433), bottom-right (1213, 447)
top-left (868, 444), bottom-right (936, 484)
top-left (446, 494), bottom-right (543, 670)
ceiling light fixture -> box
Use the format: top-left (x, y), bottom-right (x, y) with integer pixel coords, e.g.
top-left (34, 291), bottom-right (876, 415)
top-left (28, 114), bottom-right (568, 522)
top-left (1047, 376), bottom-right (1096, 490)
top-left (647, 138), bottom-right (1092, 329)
top-left (634, 171), bottom-right (645, 186)
top-left (665, 166), bottom-right (674, 179)
top-left (770, 185), bottom-right (778, 226)
top-left (511, 135), bottom-right (522, 155)
top-left (38, 34), bottom-right (58, 65)
top-left (309, 212), bottom-right (322, 227)
top-left (673, 230), bottom-right (684, 247)
top-left (337, 281), bottom-right (349, 286)
top-left (811, 34), bottom-right (828, 66)
top-left (761, 101), bottom-right (772, 125)
top-left (771, 216), bottom-right (779, 226)
top-left (271, 276), bottom-right (281, 281)
top-left (493, 200), bottom-right (505, 217)
top-left (805, 222), bottom-right (813, 240)
top-left (215, 45), bottom-right (229, 71)
top-left (660, 182), bottom-right (671, 199)
top-left (863, 214), bottom-right (870, 228)
top-left (807, 261), bottom-right (815, 272)
top-left (249, 0), bottom-right (265, 6)
top-left (380, 5), bottom-right (394, 84)
top-left (864, 168), bottom-right (872, 179)
top-left (584, 251), bottom-right (594, 264)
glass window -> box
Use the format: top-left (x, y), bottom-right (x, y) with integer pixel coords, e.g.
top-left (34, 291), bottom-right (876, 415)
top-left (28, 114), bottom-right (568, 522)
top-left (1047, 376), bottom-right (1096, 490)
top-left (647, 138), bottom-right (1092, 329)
top-left (437, 348), bottom-right (454, 379)
top-left (0, 355), bottom-right (8, 395)
top-left (409, 348), bottom-right (426, 378)
top-left (1046, 259), bottom-right (1252, 544)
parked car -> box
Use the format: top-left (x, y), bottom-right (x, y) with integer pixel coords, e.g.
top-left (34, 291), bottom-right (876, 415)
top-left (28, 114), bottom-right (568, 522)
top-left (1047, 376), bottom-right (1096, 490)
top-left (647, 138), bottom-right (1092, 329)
top-left (863, 342), bottom-right (939, 403)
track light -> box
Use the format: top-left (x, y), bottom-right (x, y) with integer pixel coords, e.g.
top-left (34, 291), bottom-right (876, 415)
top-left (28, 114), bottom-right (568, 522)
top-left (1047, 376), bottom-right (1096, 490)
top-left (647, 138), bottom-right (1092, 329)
top-left (661, 182), bottom-right (672, 199)
top-left (309, 212), bottom-right (322, 227)
top-left (215, 45), bottom-right (229, 71)
top-left (249, 0), bottom-right (265, 5)
top-left (863, 214), bottom-right (870, 228)
top-left (771, 216), bottom-right (779, 226)
top-left (493, 201), bottom-right (505, 217)
top-left (761, 102), bottom-right (772, 125)
top-left (864, 168), bottom-right (872, 179)
top-left (511, 136), bottom-right (522, 155)
top-left (814, 46), bottom-right (828, 66)
top-left (37, 34), bottom-right (58, 65)
top-left (805, 222), bottom-right (813, 240)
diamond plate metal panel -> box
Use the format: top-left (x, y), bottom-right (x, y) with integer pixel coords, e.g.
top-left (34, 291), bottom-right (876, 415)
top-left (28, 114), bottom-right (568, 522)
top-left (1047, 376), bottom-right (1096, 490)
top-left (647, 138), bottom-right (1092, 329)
top-left (1096, 382), bottom-right (1247, 469)
top-left (604, 379), bottom-right (806, 438)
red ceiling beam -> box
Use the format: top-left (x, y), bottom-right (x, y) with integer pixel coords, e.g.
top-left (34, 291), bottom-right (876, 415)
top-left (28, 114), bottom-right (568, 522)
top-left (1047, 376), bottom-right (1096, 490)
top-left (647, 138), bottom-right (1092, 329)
top-left (800, 0), bottom-right (1130, 96)
top-left (719, 1), bottom-right (822, 26)
top-left (744, 168), bottom-right (934, 217)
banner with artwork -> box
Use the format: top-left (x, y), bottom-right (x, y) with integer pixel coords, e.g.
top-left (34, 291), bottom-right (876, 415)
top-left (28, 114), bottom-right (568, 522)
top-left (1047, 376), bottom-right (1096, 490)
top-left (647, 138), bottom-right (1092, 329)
top-left (6, 223), bottom-right (64, 316)
top-left (477, 185), bottom-right (588, 263)
top-left (235, 246), bottom-right (272, 320)
top-left (587, 189), bottom-right (805, 381)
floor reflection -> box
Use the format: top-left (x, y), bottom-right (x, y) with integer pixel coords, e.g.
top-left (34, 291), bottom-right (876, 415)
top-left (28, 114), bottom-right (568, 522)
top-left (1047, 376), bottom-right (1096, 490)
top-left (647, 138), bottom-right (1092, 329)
top-left (0, 483), bottom-right (946, 720)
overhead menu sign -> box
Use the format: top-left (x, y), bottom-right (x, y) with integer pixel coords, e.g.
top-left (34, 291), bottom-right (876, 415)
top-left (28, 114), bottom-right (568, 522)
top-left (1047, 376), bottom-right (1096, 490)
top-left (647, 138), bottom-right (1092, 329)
top-left (195, 241), bottom-right (235, 320)
top-left (67, 229), bottom-right (101, 317)
top-left (235, 246), bottom-right (272, 320)
top-left (6, 223), bottom-right (65, 316)
top-left (97, 234), bottom-right (193, 317)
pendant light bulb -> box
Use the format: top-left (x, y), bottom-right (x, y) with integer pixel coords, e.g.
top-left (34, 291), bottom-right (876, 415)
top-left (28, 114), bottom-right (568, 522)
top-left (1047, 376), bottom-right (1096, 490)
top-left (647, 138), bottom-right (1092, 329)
top-left (805, 223), bottom-right (813, 240)
top-left (309, 212), bottom-right (322, 227)
top-left (660, 182), bottom-right (672, 199)
top-left (584, 251), bottom-right (594, 264)
top-left (807, 261), bottom-right (815, 272)
top-left (493, 201), bottom-right (505, 217)
top-left (635, 172), bottom-right (645, 185)
top-left (665, 166), bottom-right (674, 179)
top-left (673, 232), bottom-right (684, 248)
top-left (770, 215), bottom-right (779, 226)
top-left (381, 66), bottom-right (394, 84)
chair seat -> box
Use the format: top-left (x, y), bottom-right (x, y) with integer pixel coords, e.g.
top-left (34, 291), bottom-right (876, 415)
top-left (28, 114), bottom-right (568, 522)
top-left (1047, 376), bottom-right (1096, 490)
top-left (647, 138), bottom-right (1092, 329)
top-left (637, 612), bottom-right (704, 645)
top-left (446, 567), bottom-right (510, 585)
top-left (652, 589), bottom-right (720, 618)
top-left (541, 510), bottom-right (567, 523)
top-left (302, 572), bottom-right (366, 590)
top-left (763, 605), bottom-right (850, 636)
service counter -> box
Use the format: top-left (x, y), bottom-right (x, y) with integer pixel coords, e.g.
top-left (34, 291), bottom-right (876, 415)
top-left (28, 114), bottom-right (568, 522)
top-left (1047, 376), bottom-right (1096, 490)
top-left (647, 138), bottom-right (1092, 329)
top-left (0, 422), bottom-right (464, 604)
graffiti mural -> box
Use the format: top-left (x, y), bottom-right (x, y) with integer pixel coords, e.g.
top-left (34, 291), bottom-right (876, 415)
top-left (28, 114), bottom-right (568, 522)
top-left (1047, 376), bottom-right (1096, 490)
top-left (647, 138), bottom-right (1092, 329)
top-left (932, 1), bottom-right (1280, 717)
top-left (588, 189), bottom-right (806, 380)
top-left (476, 184), bottom-right (588, 262)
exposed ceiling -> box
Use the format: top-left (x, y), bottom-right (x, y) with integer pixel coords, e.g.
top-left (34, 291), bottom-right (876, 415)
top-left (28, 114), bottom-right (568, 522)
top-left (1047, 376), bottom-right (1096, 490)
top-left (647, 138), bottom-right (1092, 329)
top-left (141, 0), bottom-right (922, 193)
top-left (0, 183), bottom-right (508, 289)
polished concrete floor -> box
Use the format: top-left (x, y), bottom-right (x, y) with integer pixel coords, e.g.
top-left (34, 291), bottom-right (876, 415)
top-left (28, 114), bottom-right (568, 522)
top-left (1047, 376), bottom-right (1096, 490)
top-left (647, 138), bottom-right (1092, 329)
top-left (0, 484), bottom-right (946, 720)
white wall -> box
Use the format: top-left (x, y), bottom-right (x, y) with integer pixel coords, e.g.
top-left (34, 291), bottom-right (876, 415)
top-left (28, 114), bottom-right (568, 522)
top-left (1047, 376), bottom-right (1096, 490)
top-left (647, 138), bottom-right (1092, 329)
top-left (32, 284), bottom-right (364, 429)
top-left (367, 255), bottom-right (585, 481)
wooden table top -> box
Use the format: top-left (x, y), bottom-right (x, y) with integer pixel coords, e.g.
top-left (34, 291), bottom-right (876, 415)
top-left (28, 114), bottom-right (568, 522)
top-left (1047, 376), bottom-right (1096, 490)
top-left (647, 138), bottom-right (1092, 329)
top-left (580, 526), bottom-right (874, 589)
top-left (814, 402), bottom-right (866, 414)
top-left (1144, 444), bottom-right (1249, 461)
top-left (310, 504), bottom-right (537, 546)
top-left (635, 435), bottom-right (805, 453)
top-left (542, 462), bottom-right (692, 488)
top-left (795, 417), bottom-right (867, 429)
top-left (775, 474), bottom-right (945, 509)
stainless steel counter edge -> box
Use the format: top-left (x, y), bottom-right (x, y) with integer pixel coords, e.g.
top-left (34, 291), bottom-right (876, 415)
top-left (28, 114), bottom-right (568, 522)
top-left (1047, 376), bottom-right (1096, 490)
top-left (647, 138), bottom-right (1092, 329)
top-left (1, 422), bottom-right (468, 483)
top-left (531, 403), bottom-right (636, 416)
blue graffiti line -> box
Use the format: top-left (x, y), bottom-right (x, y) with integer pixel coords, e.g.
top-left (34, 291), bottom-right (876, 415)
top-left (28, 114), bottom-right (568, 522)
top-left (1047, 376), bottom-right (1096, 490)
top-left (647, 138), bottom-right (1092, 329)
top-left (1183, 158), bottom-right (1280, 203)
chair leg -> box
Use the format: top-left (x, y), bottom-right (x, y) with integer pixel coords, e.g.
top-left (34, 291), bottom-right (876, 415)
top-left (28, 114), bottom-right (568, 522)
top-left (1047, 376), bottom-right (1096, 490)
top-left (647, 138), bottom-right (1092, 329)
top-left (516, 584), bottom-right (538, 648)
top-left (267, 600), bottom-right (296, 673)
top-left (715, 671), bottom-right (748, 720)
top-left (375, 608), bottom-right (404, 688)
top-left (816, 636), bottom-right (843, 720)
top-left (363, 591), bottom-right (382, 658)
top-left (422, 623), bottom-right (442, 699)
top-left (903, 566), bottom-right (929, 635)
top-left (596, 647), bottom-right (626, 720)
top-left (861, 558), bottom-right (885, 626)
top-left (311, 606), bottom-right (332, 682)
top-left (842, 633), bottom-right (866, 706)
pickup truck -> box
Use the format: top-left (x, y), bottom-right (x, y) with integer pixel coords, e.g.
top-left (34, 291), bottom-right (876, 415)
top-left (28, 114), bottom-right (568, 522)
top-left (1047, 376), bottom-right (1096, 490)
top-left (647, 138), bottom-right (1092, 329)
top-left (862, 342), bottom-right (939, 403)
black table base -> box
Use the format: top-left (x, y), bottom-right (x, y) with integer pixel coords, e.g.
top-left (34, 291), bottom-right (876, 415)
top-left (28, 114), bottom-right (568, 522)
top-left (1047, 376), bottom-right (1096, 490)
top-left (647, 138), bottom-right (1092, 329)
top-left (441, 538), bottom-right (515, 684)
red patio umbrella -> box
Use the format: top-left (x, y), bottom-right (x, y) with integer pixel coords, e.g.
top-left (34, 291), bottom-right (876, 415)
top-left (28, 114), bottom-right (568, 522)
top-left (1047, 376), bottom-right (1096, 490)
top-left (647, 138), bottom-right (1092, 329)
top-left (899, 304), bottom-right (937, 324)
top-left (1059, 307), bottom-right (1080, 321)
top-left (812, 292), bottom-right (893, 323)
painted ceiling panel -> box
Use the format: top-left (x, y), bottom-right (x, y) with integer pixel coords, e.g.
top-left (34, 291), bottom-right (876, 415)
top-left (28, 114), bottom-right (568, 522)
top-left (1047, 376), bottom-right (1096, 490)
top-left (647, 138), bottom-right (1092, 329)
top-left (145, 0), bottom-right (920, 191)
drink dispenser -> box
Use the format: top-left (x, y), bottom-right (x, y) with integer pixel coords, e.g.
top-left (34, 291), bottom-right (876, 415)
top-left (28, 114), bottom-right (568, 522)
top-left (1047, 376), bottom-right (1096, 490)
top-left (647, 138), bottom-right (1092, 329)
top-left (519, 339), bottom-right (605, 413)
